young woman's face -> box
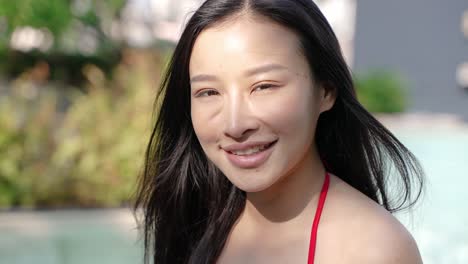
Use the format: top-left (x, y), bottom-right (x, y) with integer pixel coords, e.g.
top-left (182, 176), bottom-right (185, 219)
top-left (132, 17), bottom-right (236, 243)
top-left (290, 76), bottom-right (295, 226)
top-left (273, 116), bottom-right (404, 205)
top-left (189, 16), bottom-right (333, 192)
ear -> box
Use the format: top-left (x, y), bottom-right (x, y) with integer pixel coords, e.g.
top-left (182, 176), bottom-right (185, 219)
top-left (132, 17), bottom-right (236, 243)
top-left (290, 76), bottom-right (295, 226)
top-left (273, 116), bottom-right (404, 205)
top-left (318, 82), bottom-right (336, 113)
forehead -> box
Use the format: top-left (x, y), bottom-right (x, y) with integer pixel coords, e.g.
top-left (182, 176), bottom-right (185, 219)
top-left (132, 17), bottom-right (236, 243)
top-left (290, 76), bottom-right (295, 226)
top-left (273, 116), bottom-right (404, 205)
top-left (189, 16), bottom-right (306, 75)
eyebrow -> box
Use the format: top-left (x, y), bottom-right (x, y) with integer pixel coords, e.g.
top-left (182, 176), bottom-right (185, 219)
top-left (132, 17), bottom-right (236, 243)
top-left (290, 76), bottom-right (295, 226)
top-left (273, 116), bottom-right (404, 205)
top-left (190, 63), bottom-right (288, 84)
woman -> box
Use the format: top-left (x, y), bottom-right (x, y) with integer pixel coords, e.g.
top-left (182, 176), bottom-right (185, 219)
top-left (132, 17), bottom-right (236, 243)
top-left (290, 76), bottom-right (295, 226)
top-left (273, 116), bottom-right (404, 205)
top-left (134, 0), bottom-right (424, 263)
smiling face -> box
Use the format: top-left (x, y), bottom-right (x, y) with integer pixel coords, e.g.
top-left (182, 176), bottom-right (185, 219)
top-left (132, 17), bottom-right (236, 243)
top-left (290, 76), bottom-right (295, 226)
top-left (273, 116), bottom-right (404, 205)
top-left (189, 15), bottom-right (334, 193)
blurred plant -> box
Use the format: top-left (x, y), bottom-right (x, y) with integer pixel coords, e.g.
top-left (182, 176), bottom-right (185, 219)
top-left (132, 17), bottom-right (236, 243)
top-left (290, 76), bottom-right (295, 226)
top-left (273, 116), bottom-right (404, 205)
top-left (0, 48), bottom-right (161, 208)
top-left (355, 70), bottom-right (409, 113)
top-left (0, 0), bottom-right (125, 51)
top-left (0, 0), bottom-right (127, 84)
top-left (0, 81), bottom-right (59, 207)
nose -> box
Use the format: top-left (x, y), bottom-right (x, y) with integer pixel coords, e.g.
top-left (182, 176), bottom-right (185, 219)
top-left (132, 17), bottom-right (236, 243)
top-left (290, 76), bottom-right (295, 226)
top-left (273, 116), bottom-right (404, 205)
top-left (222, 92), bottom-right (259, 140)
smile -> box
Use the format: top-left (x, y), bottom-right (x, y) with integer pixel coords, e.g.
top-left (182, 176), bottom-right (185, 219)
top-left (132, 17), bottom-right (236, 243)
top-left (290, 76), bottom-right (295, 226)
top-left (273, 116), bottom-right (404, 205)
top-left (223, 140), bottom-right (278, 169)
top-left (228, 141), bottom-right (275, 156)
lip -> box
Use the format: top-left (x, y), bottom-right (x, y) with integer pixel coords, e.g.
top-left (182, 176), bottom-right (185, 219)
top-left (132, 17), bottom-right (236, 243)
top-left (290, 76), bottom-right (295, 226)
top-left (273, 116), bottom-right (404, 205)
top-left (222, 140), bottom-right (278, 169)
top-left (222, 140), bottom-right (277, 152)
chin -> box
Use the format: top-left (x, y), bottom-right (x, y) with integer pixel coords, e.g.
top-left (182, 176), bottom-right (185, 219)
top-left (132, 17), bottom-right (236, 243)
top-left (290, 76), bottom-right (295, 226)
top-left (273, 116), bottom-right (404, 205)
top-left (226, 174), bottom-right (279, 193)
top-left (236, 184), bottom-right (268, 193)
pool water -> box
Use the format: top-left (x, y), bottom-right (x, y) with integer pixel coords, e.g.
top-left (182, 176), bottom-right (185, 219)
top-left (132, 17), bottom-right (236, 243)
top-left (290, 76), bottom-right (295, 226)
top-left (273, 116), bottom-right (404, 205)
top-left (395, 130), bottom-right (468, 264)
top-left (0, 210), bottom-right (142, 264)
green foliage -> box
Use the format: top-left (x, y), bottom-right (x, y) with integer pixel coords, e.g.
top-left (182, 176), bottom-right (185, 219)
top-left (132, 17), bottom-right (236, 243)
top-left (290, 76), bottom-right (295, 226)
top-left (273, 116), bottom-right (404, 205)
top-left (0, 49), bottom-right (162, 208)
top-left (0, 0), bottom-right (127, 83)
top-left (355, 71), bottom-right (409, 113)
top-left (0, 83), bottom-right (58, 207)
top-left (0, 0), bottom-right (72, 35)
top-left (0, 0), bottom-right (125, 36)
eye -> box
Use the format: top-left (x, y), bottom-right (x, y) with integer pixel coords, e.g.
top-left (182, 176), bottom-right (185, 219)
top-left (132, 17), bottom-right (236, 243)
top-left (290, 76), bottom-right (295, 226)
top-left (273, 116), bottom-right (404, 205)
top-left (253, 83), bottom-right (277, 92)
top-left (195, 89), bottom-right (219, 97)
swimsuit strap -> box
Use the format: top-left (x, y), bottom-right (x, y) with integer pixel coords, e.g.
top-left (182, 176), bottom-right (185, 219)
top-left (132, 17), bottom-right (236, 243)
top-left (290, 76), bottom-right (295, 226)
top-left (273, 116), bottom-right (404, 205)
top-left (307, 171), bottom-right (330, 264)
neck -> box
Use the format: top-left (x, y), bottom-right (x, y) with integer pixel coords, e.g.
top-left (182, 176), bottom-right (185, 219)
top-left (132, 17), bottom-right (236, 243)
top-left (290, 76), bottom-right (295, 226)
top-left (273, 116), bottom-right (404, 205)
top-left (242, 146), bottom-right (326, 228)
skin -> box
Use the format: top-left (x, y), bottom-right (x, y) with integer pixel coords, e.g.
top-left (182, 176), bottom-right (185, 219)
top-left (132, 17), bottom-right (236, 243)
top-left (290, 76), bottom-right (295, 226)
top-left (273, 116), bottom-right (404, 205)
top-left (189, 13), bottom-right (422, 264)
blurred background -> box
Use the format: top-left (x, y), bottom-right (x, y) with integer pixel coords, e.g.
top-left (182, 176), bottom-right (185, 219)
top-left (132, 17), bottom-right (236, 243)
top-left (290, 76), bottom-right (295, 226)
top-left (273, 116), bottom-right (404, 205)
top-left (0, 0), bottom-right (467, 263)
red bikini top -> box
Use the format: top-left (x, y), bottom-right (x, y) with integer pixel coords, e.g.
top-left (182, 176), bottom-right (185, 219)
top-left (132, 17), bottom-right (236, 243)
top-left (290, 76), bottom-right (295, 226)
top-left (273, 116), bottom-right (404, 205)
top-left (307, 171), bottom-right (330, 264)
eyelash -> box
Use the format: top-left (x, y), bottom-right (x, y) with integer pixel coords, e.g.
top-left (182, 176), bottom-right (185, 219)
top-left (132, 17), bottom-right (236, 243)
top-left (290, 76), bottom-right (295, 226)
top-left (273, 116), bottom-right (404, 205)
top-left (195, 83), bottom-right (277, 97)
top-left (252, 83), bottom-right (277, 92)
top-left (195, 89), bottom-right (219, 97)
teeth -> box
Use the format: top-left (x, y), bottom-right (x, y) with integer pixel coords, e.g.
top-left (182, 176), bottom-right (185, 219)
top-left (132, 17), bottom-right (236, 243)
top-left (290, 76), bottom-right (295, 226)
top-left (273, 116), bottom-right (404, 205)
top-left (231, 144), bottom-right (269, 156)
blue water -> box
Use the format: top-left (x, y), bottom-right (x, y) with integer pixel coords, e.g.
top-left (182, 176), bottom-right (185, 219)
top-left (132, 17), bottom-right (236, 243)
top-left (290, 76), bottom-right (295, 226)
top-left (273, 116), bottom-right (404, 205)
top-left (0, 130), bottom-right (467, 264)
top-left (395, 131), bottom-right (468, 264)
top-left (0, 210), bottom-right (142, 264)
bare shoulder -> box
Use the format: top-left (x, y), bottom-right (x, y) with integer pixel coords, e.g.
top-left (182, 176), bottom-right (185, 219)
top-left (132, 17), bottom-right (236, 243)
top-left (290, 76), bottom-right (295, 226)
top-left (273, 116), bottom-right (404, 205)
top-left (318, 174), bottom-right (422, 264)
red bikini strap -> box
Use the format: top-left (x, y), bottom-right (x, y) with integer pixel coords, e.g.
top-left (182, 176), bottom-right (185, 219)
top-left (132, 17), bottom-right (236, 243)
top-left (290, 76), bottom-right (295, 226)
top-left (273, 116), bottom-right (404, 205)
top-left (307, 171), bottom-right (330, 264)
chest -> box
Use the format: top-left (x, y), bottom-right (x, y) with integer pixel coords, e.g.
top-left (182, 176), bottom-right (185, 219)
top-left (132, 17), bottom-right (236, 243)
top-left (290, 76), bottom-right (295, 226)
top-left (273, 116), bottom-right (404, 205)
top-left (216, 225), bottom-right (351, 264)
top-left (217, 235), bottom-right (310, 264)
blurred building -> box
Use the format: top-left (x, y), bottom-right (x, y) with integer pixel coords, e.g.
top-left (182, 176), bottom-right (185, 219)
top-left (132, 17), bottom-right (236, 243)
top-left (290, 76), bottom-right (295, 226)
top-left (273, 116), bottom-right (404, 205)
top-left (122, 0), bottom-right (357, 64)
top-left (354, 0), bottom-right (468, 120)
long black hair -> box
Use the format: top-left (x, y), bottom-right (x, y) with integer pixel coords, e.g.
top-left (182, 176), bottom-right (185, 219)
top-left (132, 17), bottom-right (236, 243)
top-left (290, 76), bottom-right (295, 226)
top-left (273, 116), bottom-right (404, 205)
top-left (134, 0), bottom-right (424, 263)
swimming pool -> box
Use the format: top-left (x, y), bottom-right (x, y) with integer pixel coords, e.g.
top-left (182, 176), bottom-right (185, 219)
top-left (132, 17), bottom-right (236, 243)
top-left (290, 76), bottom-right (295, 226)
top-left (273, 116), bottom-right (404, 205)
top-left (395, 129), bottom-right (468, 264)
top-left (0, 210), bottom-right (141, 264)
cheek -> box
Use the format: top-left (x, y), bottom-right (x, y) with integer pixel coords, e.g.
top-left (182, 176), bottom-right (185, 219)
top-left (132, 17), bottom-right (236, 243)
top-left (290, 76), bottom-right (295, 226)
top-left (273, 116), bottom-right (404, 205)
top-left (254, 87), bottom-right (318, 136)
top-left (191, 107), bottom-right (207, 144)
top-left (191, 101), bottom-right (220, 147)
